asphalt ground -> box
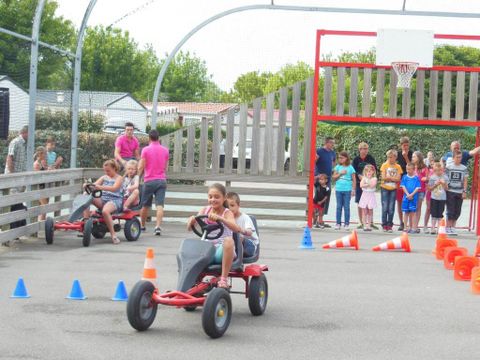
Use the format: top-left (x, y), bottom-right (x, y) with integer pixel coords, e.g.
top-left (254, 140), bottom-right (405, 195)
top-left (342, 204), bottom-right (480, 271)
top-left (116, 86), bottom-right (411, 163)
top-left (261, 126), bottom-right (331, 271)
top-left (0, 224), bottom-right (479, 360)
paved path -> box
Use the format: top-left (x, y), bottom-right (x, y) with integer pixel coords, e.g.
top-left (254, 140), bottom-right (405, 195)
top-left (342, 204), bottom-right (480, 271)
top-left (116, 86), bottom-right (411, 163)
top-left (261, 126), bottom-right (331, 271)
top-left (0, 224), bottom-right (479, 359)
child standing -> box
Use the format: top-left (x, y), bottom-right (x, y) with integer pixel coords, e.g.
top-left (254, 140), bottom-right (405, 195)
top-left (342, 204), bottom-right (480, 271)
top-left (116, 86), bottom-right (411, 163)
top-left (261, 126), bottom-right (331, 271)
top-left (122, 160), bottom-right (140, 210)
top-left (332, 151), bottom-right (356, 230)
top-left (358, 164), bottom-right (377, 231)
top-left (226, 192), bottom-right (259, 258)
top-left (45, 136), bottom-right (63, 170)
top-left (445, 150), bottom-right (468, 235)
top-left (34, 146), bottom-right (48, 221)
top-left (380, 150), bottom-right (402, 233)
top-left (412, 151), bottom-right (428, 233)
top-left (312, 173), bottom-right (331, 229)
top-left (400, 163), bottom-right (421, 233)
top-left (427, 162), bottom-right (449, 234)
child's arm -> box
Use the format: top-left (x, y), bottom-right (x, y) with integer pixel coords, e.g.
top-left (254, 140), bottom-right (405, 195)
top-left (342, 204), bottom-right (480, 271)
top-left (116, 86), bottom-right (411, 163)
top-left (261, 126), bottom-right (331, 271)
top-left (463, 175), bottom-right (468, 199)
top-left (209, 210), bottom-right (241, 233)
top-left (369, 178), bottom-right (378, 189)
top-left (351, 173), bottom-right (356, 195)
top-left (127, 175), bottom-right (140, 191)
top-left (187, 207), bottom-right (205, 231)
top-left (97, 175), bottom-right (123, 192)
top-left (332, 168), bottom-right (340, 180)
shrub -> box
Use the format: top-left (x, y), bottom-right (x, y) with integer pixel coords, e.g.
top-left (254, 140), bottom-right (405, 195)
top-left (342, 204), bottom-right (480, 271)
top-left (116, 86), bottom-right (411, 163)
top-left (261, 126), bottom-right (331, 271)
top-left (36, 109), bottom-right (105, 133)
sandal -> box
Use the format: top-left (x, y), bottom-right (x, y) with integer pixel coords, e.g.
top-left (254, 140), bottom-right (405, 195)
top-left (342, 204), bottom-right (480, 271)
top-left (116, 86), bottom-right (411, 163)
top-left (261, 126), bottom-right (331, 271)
top-left (112, 236), bottom-right (120, 245)
top-left (217, 277), bottom-right (229, 289)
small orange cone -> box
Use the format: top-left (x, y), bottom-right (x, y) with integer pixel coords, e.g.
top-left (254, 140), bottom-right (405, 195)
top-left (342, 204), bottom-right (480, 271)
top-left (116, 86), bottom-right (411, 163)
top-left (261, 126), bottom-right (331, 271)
top-left (142, 248), bottom-right (157, 287)
top-left (432, 219), bottom-right (447, 256)
top-left (372, 232), bottom-right (411, 252)
top-left (322, 230), bottom-right (359, 250)
top-left (453, 256), bottom-right (479, 281)
top-left (470, 267), bottom-right (480, 294)
top-left (474, 238), bottom-right (480, 258)
top-left (443, 247), bottom-right (468, 270)
top-left (435, 238), bottom-right (458, 260)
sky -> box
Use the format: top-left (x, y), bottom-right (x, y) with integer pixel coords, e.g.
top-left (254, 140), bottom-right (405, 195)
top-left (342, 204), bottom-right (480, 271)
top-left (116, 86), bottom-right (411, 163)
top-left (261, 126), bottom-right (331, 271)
top-left (54, 0), bottom-right (480, 91)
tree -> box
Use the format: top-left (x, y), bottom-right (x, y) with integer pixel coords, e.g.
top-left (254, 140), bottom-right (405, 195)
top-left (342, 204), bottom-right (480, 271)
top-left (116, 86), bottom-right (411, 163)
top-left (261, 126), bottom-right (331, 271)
top-left (0, 0), bottom-right (76, 89)
top-left (233, 71), bottom-right (272, 102)
top-left (263, 62), bottom-right (314, 94)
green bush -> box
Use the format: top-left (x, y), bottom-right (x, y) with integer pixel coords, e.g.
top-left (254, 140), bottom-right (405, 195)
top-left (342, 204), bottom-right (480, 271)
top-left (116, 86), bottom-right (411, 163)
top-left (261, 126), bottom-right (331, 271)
top-left (36, 109), bottom-right (105, 133)
top-left (146, 122), bottom-right (181, 136)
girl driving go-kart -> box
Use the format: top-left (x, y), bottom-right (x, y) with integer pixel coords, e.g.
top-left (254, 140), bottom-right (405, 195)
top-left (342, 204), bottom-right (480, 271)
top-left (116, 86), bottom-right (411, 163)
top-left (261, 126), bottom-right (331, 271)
top-left (187, 183), bottom-right (241, 288)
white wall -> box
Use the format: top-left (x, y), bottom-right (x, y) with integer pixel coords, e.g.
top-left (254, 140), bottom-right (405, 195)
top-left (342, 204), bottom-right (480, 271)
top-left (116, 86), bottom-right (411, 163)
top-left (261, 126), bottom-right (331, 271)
top-left (106, 96), bottom-right (147, 131)
top-left (0, 79), bottom-right (29, 131)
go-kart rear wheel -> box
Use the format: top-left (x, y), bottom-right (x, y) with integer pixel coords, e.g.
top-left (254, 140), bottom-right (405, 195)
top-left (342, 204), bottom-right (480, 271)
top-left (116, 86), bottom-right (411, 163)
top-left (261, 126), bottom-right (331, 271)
top-left (127, 280), bottom-right (158, 331)
top-left (248, 274), bottom-right (268, 316)
top-left (82, 218), bottom-right (93, 247)
top-left (45, 217), bottom-right (54, 245)
top-left (124, 217), bottom-right (141, 242)
top-left (202, 288), bottom-right (232, 339)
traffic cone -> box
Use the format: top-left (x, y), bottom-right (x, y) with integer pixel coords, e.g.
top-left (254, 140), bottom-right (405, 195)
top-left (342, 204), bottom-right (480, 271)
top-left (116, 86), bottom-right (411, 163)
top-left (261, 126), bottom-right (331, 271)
top-left (142, 248), bottom-right (158, 285)
top-left (453, 256), bottom-right (479, 281)
top-left (435, 238), bottom-right (458, 260)
top-left (112, 280), bottom-right (128, 301)
top-left (432, 219), bottom-right (447, 256)
top-left (322, 230), bottom-right (359, 250)
top-left (443, 247), bottom-right (468, 270)
top-left (66, 279), bottom-right (87, 300)
top-left (372, 232), bottom-right (411, 252)
top-left (299, 227), bottom-right (315, 249)
top-left (471, 267), bottom-right (480, 294)
top-left (10, 277), bottom-right (30, 299)
top-left (474, 238), bottom-right (480, 257)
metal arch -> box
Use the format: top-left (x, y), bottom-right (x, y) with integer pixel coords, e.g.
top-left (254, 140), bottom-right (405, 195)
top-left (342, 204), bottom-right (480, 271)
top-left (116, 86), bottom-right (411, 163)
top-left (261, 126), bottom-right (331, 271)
top-left (26, 0), bottom-right (47, 172)
top-left (150, 3), bottom-right (480, 127)
top-left (70, 0), bottom-right (98, 168)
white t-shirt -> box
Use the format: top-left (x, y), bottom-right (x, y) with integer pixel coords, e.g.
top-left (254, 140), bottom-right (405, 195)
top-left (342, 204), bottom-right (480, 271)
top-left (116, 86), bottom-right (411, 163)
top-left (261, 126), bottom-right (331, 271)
top-left (235, 213), bottom-right (259, 246)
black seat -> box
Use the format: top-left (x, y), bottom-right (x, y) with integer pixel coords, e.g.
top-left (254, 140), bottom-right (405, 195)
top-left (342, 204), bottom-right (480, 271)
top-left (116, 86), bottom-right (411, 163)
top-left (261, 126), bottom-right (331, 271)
top-left (243, 215), bottom-right (260, 264)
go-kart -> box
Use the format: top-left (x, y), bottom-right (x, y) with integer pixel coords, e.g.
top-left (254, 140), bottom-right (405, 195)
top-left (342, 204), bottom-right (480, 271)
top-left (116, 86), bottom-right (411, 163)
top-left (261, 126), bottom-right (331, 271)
top-left (127, 215), bottom-right (268, 338)
top-left (44, 183), bottom-right (142, 247)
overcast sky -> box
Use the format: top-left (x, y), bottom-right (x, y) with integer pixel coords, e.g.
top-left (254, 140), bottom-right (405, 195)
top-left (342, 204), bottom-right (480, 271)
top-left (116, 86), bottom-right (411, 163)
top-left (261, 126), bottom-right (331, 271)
top-left (55, 0), bottom-right (480, 90)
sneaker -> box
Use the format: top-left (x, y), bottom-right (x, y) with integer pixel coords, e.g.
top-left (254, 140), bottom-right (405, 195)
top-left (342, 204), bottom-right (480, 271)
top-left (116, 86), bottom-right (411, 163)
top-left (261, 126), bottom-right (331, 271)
top-left (357, 224), bottom-right (364, 229)
top-left (398, 223), bottom-right (405, 231)
top-left (371, 223), bottom-right (379, 230)
top-left (343, 224), bottom-right (350, 231)
top-left (449, 228), bottom-right (458, 236)
top-left (335, 224), bottom-right (341, 230)
top-left (382, 226), bottom-right (387, 232)
top-left (323, 223), bottom-right (332, 228)
top-left (154, 227), bottom-right (162, 236)
top-left (314, 224), bottom-right (320, 229)
top-left (446, 227), bottom-right (452, 234)
top-left (430, 229), bottom-right (437, 235)
top-left (319, 224), bottom-right (325, 229)
top-left (387, 227), bottom-right (393, 233)
top-left (423, 227), bottom-right (429, 234)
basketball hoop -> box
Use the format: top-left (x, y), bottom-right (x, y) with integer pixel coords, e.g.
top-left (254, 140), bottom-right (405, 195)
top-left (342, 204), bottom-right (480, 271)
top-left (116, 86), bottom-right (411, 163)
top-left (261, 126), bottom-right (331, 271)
top-left (392, 61), bottom-right (419, 88)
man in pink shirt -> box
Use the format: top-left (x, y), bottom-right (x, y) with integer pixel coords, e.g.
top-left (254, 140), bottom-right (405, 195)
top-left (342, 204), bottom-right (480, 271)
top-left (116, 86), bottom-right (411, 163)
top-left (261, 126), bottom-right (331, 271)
top-left (138, 129), bottom-right (169, 236)
top-left (114, 122), bottom-right (140, 168)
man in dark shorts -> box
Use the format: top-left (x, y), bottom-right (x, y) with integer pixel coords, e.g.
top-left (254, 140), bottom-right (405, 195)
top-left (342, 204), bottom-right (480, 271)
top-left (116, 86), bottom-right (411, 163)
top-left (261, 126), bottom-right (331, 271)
top-left (314, 137), bottom-right (336, 221)
top-left (138, 130), bottom-right (169, 236)
top-left (396, 136), bottom-right (413, 231)
top-left (352, 142), bottom-right (377, 229)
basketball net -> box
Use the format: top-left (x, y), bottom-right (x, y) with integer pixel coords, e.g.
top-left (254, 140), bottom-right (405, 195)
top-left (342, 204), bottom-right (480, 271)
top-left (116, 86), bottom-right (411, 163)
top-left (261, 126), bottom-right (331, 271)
top-left (392, 61), bottom-right (419, 88)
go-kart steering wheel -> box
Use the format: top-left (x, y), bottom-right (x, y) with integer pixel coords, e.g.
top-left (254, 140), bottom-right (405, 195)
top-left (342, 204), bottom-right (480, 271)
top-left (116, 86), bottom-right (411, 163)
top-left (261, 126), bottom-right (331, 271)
top-left (84, 183), bottom-right (102, 198)
top-left (191, 215), bottom-right (224, 240)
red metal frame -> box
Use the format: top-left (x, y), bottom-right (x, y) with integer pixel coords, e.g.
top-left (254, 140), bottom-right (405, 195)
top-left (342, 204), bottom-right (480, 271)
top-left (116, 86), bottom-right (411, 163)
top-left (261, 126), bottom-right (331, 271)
top-left (53, 210), bottom-right (140, 231)
top-left (308, 29), bottom-right (480, 235)
top-left (152, 264), bottom-right (268, 307)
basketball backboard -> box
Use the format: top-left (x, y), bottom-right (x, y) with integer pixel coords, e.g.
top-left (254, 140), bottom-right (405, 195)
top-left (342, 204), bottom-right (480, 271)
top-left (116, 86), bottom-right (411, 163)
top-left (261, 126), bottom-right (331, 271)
top-left (376, 28), bottom-right (434, 67)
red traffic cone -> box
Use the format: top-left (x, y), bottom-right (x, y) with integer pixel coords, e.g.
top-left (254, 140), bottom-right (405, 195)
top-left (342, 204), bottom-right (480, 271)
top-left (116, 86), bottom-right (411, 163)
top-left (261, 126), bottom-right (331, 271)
top-left (322, 230), bottom-right (359, 250)
top-left (474, 238), bottom-right (480, 258)
top-left (443, 247), bottom-right (468, 270)
top-left (142, 248), bottom-right (158, 287)
top-left (432, 218), bottom-right (447, 256)
top-left (471, 267), bottom-right (480, 294)
top-left (454, 256), bottom-right (479, 281)
top-left (372, 232), bottom-right (411, 252)
top-left (435, 238), bottom-right (458, 260)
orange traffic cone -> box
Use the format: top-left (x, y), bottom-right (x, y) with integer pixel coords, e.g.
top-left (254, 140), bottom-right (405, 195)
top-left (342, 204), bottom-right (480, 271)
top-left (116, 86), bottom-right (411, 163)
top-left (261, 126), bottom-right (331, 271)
top-left (474, 238), bottom-right (480, 258)
top-left (142, 248), bottom-right (157, 287)
top-left (435, 238), bottom-right (458, 260)
top-left (443, 247), bottom-right (468, 270)
top-left (471, 267), bottom-right (480, 294)
top-left (453, 256), bottom-right (479, 281)
top-left (322, 230), bottom-right (359, 250)
top-left (372, 232), bottom-right (411, 252)
top-left (432, 219), bottom-right (447, 256)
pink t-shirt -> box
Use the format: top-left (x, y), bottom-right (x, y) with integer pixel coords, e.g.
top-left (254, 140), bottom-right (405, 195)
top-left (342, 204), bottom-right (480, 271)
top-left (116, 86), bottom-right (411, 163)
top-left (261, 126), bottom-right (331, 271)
top-left (415, 167), bottom-right (429, 193)
top-left (141, 142), bottom-right (169, 182)
top-left (115, 135), bottom-right (139, 159)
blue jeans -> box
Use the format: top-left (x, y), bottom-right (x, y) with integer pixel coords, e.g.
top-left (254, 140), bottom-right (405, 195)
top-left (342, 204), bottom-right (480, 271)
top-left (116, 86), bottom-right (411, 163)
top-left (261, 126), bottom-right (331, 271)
top-left (381, 188), bottom-right (396, 227)
top-left (336, 191), bottom-right (351, 225)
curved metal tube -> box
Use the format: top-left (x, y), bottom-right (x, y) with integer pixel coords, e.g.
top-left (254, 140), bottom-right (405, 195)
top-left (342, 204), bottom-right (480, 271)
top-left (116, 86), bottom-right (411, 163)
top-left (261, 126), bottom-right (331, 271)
top-left (70, 0), bottom-right (98, 168)
top-left (150, 3), bottom-right (480, 126)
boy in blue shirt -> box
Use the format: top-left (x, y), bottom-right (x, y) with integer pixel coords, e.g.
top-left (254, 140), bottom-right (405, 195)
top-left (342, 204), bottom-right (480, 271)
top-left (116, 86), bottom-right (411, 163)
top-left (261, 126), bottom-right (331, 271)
top-left (400, 163), bottom-right (421, 233)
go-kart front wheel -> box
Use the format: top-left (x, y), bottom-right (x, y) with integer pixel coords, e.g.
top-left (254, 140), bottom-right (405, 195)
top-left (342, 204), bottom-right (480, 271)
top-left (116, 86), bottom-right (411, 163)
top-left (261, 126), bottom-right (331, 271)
top-left (45, 217), bottom-right (54, 245)
top-left (82, 218), bottom-right (93, 247)
top-left (124, 217), bottom-right (141, 242)
top-left (92, 223), bottom-right (106, 239)
top-left (248, 274), bottom-right (268, 316)
top-left (202, 288), bottom-right (232, 339)
top-left (127, 280), bottom-right (158, 331)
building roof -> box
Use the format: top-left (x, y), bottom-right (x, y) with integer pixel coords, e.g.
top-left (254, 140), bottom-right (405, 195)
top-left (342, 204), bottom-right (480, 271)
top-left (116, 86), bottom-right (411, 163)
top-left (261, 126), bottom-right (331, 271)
top-left (0, 75), bottom-right (29, 94)
top-left (143, 101), bottom-right (238, 116)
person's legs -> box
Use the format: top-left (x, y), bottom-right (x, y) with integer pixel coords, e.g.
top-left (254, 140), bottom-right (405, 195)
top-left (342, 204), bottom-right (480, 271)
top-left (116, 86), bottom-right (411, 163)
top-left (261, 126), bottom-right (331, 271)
top-left (362, 207), bottom-right (368, 228)
top-left (424, 195), bottom-right (431, 230)
top-left (446, 192), bottom-right (455, 228)
top-left (414, 194), bottom-right (424, 230)
top-left (83, 198), bottom-right (103, 218)
top-left (140, 181), bottom-right (154, 228)
top-left (452, 194), bottom-right (463, 231)
top-left (336, 191), bottom-right (344, 226)
top-left (318, 207), bottom-right (324, 226)
top-left (396, 188), bottom-right (404, 229)
top-left (123, 189), bottom-right (139, 209)
top-left (220, 237), bottom-right (234, 286)
top-left (344, 192), bottom-right (351, 226)
top-left (153, 180), bottom-right (167, 231)
top-left (38, 197), bottom-right (48, 221)
top-left (356, 187), bottom-right (363, 226)
top-left (102, 201), bottom-right (118, 242)
top-left (388, 190), bottom-right (396, 228)
top-left (381, 189), bottom-right (388, 228)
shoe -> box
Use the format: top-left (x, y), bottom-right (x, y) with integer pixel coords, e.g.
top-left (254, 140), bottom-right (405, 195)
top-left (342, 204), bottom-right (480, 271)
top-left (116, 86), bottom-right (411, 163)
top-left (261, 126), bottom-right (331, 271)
top-left (430, 229), bottom-right (437, 235)
top-left (314, 224), bottom-right (320, 229)
top-left (357, 224), bottom-right (364, 229)
top-left (387, 227), bottom-right (393, 233)
top-left (382, 226), bottom-right (387, 232)
top-left (371, 224), bottom-right (379, 230)
top-left (423, 227), bottom-right (429, 234)
top-left (141, 227), bottom-right (146, 232)
top-left (446, 227), bottom-right (452, 234)
top-left (112, 236), bottom-right (120, 245)
top-left (323, 223), bottom-right (332, 228)
top-left (415, 229), bottom-right (420, 234)
top-left (319, 224), bottom-right (325, 229)
top-left (364, 227), bottom-right (372, 232)
top-left (335, 224), bottom-right (341, 230)
top-left (398, 223), bottom-right (405, 231)
top-left (343, 224), bottom-right (350, 231)
top-left (449, 228), bottom-right (458, 236)
top-left (154, 227), bottom-right (162, 236)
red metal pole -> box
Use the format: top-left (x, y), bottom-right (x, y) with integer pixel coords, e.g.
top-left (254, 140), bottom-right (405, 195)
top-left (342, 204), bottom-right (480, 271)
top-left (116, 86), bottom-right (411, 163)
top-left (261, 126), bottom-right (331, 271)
top-left (475, 128), bottom-right (480, 236)
top-left (307, 30), bottom-right (321, 228)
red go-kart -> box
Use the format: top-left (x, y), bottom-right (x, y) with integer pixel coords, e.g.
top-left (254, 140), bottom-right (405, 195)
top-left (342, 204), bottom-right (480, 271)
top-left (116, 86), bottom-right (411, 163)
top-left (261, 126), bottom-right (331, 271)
top-left (127, 215), bottom-right (268, 338)
top-left (44, 183), bottom-right (142, 247)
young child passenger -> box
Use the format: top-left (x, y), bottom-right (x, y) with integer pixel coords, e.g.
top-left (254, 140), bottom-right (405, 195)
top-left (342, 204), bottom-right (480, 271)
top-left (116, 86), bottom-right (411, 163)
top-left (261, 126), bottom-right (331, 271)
top-left (45, 136), bottom-right (63, 170)
top-left (427, 162), bottom-right (449, 234)
top-left (400, 163), bottom-right (421, 233)
top-left (412, 151), bottom-right (428, 233)
top-left (34, 146), bottom-right (48, 221)
top-left (312, 173), bottom-right (331, 229)
top-left (226, 192), bottom-right (259, 258)
top-left (445, 150), bottom-right (468, 235)
top-left (83, 159), bottom-right (124, 244)
top-left (187, 183), bottom-right (241, 289)
top-left (332, 151), bottom-right (356, 230)
top-left (358, 164), bottom-right (377, 231)
top-left (380, 150), bottom-right (402, 233)
top-left (122, 159), bottom-right (140, 210)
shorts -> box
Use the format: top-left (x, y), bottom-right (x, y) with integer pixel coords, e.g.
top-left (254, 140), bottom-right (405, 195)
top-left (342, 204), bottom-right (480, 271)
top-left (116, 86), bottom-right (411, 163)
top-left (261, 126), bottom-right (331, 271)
top-left (446, 191), bottom-right (463, 221)
top-left (243, 239), bottom-right (257, 258)
top-left (402, 197), bottom-right (417, 213)
top-left (313, 203), bottom-right (324, 211)
top-left (417, 192), bottom-right (425, 201)
top-left (211, 241), bottom-right (237, 264)
top-left (355, 186), bottom-right (363, 203)
top-left (430, 199), bottom-right (446, 219)
top-left (141, 179), bottom-right (167, 207)
top-left (102, 197), bottom-right (123, 212)
top-left (396, 188), bottom-right (404, 202)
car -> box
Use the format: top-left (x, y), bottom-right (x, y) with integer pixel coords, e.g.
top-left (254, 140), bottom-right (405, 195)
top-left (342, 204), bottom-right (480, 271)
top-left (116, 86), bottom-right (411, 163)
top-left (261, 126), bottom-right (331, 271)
top-left (232, 139), bottom-right (290, 170)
